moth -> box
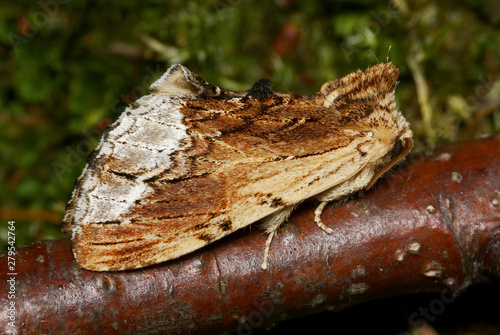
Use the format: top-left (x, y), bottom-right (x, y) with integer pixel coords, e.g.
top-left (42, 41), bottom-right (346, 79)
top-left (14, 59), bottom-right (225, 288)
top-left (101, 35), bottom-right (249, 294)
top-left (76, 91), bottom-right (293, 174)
top-left (63, 62), bottom-right (413, 271)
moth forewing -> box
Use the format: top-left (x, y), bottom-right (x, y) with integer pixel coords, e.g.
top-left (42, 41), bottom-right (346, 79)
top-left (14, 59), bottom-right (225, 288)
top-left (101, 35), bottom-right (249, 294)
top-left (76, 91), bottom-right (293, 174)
top-left (64, 62), bottom-right (412, 271)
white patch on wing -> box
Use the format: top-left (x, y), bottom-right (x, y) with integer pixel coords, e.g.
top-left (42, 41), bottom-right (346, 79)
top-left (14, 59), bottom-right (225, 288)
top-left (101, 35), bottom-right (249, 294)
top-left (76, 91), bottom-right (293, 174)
top-left (65, 94), bottom-right (188, 234)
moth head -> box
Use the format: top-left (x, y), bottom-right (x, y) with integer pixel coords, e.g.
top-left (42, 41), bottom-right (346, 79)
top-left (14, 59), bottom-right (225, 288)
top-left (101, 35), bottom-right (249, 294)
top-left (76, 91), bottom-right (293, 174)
top-left (368, 71), bottom-right (413, 189)
top-left (318, 62), bottom-right (413, 189)
top-left (365, 84), bottom-right (413, 189)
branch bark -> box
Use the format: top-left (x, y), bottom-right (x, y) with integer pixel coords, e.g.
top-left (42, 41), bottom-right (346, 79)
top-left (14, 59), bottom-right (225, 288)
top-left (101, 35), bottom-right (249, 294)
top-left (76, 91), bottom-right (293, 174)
top-left (1, 134), bottom-right (499, 335)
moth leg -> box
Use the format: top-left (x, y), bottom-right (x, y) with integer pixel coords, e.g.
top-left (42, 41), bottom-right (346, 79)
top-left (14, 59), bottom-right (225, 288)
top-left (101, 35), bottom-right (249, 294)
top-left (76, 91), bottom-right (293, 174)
top-left (314, 201), bottom-right (333, 234)
top-left (260, 205), bottom-right (296, 270)
top-left (261, 231), bottom-right (275, 270)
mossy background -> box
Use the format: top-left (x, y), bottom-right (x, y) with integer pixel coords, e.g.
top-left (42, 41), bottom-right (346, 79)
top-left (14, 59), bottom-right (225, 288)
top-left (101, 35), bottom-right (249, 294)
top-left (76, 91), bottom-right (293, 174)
top-left (1, 0), bottom-right (499, 332)
top-left (2, 0), bottom-right (500, 252)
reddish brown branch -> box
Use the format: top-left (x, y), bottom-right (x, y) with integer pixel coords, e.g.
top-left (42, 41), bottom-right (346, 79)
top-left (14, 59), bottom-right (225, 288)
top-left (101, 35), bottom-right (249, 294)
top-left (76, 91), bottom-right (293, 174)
top-left (1, 134), bottom-right (499, 334)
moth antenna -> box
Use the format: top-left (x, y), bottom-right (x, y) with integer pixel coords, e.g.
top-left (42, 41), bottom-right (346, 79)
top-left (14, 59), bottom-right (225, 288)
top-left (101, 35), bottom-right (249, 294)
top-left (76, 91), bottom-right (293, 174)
top-left (368, 51), bottom-right (380, 64)
top-left (366, 137), bottom-right (413, 189)
top-left (386, 45), bottom-right (392, 62)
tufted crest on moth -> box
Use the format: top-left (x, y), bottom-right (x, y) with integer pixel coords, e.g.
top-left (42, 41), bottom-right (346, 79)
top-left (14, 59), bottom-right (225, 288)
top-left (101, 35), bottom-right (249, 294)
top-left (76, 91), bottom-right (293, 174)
top-left (149, 64), bottom-right (219, 97)
top-left (314, 63), bottom-right (411, 155)
top-left (244, 79), bottom-right (277, 99)
top-left (318, 63), bottom-right (399, 109)
top-left (148, 64), bottom-right (199, 95)
top-left (149, 64), bottom-right (245, 98)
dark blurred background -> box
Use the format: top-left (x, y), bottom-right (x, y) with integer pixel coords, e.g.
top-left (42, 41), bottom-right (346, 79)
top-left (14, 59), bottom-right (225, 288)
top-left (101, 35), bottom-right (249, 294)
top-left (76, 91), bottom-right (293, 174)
top-left (1, 1), bottom-right (499, 333)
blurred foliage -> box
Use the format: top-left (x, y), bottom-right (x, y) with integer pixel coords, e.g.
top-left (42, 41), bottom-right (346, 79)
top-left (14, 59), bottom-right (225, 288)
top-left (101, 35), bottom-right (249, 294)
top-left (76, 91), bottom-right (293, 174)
top-left (0, 0), bottom-right (499, 251)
